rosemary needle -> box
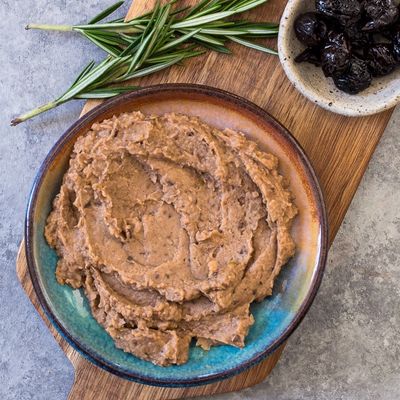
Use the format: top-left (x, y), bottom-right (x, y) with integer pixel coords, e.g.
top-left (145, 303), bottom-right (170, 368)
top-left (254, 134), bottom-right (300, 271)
top-left (13, 0), bottom-right (278, 125)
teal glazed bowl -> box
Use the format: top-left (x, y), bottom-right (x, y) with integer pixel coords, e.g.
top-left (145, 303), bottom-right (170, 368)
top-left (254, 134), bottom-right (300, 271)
top-left (25, 84), bottom-right (328, 387)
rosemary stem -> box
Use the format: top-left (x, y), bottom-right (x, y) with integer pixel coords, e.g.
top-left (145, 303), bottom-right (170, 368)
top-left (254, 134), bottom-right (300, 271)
top-left (13, 0), bottom-right (279, 126)
top-left (25, 24), bottom-right (73, 32)
top-left (11, 100), bottom-right (61, 126)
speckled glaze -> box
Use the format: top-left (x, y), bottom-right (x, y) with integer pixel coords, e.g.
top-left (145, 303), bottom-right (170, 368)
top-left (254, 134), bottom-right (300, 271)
top-left (278, 0), bottom-right (400, 117)
top-left (25, 84), bottom-right (328, 387)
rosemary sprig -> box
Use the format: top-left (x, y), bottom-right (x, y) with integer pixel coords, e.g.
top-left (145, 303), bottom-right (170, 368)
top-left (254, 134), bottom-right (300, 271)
top-left (12, 0), bottom-right (278, 125)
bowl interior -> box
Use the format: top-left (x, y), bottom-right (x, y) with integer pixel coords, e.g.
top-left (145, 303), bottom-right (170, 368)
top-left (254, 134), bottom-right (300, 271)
top-left (27, 85), bottom-right (327, 386)
top-left (278, 0), bottom-right (400, 116)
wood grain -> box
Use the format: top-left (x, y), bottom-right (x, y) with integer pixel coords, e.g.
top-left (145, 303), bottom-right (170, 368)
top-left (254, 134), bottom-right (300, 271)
top-left (17, 0), bottom-right (394, 398)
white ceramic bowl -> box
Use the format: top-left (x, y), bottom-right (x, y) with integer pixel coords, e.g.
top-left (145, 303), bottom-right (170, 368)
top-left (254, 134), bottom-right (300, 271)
top-left (278, 0), bottom-right (400, 116)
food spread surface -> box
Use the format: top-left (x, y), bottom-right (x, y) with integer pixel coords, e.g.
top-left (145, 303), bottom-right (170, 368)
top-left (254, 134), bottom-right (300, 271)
top-left (45, 112), bottom-right (297, 366)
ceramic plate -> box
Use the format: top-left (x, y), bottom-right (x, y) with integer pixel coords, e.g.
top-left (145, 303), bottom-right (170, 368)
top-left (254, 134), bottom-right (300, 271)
top-left (25, 84), bottom-right (328, 387)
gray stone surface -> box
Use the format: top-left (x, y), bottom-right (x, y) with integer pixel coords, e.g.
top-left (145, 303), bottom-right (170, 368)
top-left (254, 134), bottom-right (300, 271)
top-left (0, 1), bottom-right (399, 399)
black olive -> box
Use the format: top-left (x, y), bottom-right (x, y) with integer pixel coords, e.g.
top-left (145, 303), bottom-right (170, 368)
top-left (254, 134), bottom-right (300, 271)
top-left (295, 47), bottom-right (322, 66)
top-left (321, 32), bottom-right (351, 77)
top-left (393, 31), bottom-right (400, 62)
top-left (333, 57), bottom-right (372, 94)
top-left (294, 12), bottom-right (328, 46)
top-left (315, 0), bottom-right (362, 26)
top-left (380, 14), bottom-right (400, 39)
top-left (365, 43), bottom-right (397, 75)
top-left (345, 22), bottom-right (371, 48)
top-left (363, 0), bottom-right (399, 32)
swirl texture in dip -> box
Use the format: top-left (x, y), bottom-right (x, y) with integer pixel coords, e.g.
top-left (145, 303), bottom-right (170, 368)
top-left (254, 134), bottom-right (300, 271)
top-left (45, 112), bottom-right (298, 366)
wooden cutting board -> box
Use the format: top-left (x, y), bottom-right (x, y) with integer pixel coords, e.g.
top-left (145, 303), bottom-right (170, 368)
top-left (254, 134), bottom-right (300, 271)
top-left (16, 0), bottom-right (395, 399)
